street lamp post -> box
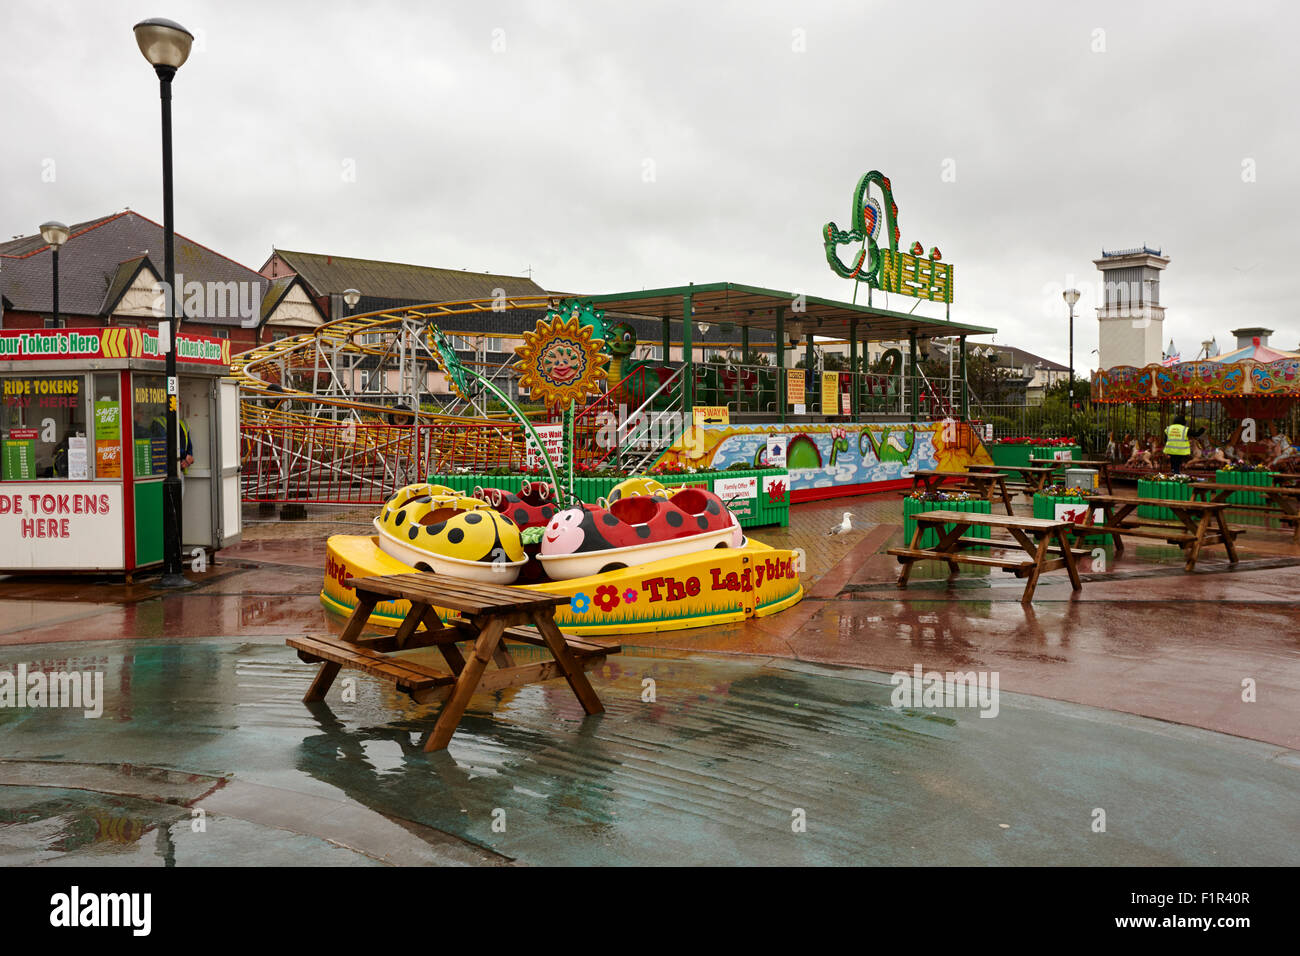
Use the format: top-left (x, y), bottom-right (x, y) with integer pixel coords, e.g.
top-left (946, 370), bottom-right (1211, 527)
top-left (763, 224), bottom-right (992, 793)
top-left (39, 222), bottom-right (70, 328)
top-left (134, 17), bottom-right (194, 587)
top-left (1063, 288), bottom-right (1081, 409)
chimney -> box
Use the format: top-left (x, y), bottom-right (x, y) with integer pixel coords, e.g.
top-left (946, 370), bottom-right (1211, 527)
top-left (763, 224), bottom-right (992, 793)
top-left (1230, 327), bottom-right (1272, 349)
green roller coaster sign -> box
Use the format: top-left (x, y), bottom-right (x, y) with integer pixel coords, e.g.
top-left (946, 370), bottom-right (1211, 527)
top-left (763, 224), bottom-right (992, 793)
top-left (822, 170), bottom-right (954, 304)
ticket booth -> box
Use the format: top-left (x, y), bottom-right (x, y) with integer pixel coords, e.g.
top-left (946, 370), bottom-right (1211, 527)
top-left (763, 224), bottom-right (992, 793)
top-left (0, 328), bottom-right (240, 576)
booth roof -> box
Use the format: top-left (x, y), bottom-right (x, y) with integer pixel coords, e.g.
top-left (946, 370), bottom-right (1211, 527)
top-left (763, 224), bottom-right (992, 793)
top-left (583, 281), bottom-right (996, 342)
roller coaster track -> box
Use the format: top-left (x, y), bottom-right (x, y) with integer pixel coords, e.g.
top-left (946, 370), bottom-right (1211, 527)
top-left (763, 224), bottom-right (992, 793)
top-left (233, 296), bottom-right (560, 499)
top-left (232, 294), bottom-right (558, 420)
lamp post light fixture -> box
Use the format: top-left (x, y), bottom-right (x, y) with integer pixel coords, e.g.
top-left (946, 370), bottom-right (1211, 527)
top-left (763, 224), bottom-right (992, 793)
top-left (343, 288), bottom-right (361, 312)
top-left (1062, 288), bottom-right (1081, 409)
top-left (39, 221), bottom-right (70, 329)
top-left (134, 16), bottom-right (194, 588)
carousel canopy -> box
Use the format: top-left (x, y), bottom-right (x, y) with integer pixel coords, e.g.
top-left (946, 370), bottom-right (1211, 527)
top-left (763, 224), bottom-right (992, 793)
top-left (1092, 334), bottom-right (1300, 409)
top-left (1211, 338), bottom-right (1300, 364)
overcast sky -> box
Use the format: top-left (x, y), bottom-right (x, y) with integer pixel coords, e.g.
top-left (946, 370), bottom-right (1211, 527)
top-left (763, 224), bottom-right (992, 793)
top-left (3, 0), bottom-right (1296, 368)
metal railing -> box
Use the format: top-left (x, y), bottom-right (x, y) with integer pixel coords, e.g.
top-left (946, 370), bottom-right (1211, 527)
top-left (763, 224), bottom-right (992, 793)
top-left (240, 420), bottom-right (530, 504)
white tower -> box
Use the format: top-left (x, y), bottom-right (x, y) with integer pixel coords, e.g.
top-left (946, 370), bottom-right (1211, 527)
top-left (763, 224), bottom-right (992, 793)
top-left (1094, 246), bottom-right (1169, 369)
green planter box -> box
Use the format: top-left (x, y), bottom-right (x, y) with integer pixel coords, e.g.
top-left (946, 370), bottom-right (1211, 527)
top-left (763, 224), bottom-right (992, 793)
top-left (1033, 493), bottom-right (1107, 545)
top-left (903, 497), bottom-right (992, 549)
top-left (988, 443), bottom-right (1081, 468)
top-left (1137, 478), bottom-right (1195, 520)
top-left (424, 468), bottom-right (790, 529)
top-left (1215, 469), bottom-right (1276, 506)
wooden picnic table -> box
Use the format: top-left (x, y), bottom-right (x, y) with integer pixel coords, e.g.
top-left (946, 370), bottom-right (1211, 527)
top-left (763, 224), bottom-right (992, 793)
top-left (289, 573), bottom-right (620, 751)
top-left (1027, 457), bottom-right (1114, 494)
top-left (910, 468), bottom-right (1014, 515)
top-left (967, 462), bottom-right (1060, 496)
top-left (887, 509), bottom-right (1085, 603)
top-left (1188, 482), bottom-right (1300, 543)
top-left (1081, 495), bottom-right (1242, 571)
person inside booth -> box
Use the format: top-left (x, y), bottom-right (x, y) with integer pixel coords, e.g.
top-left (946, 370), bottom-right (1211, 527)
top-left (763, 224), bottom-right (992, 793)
top-left (150, 405), bottom-right (194, 481)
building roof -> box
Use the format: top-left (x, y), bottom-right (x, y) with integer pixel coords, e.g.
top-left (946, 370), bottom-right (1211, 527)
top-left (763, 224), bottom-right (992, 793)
top-left (964, 342), bottom-right (1069, 372)
top-left (264, 249), bottom-right (546, 303)
top-left (1101, 245), bottom-right (1164, 258)
top-left (0, 210), bottom-right (271, 325)
top-left (584, 281), bottom-right (995, 343)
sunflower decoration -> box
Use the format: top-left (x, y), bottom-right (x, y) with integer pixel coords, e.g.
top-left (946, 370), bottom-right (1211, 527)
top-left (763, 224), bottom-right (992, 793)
top-left (513, 300), bottom-right (610, 407)
top-left (429, 324), bottom-right (474, 401)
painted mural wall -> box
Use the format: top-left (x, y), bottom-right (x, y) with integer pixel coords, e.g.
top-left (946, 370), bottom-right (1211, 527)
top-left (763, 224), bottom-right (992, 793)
top-left (653, 420), bottom-right (993, 497)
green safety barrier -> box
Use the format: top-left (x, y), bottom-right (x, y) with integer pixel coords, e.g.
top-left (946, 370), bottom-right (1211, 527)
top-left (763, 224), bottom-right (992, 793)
top-left (1137, 478), bottom-right (1196, 521)
top-left (902, 496), bottom-right (991, 549)
top-left (1032, 493), bottom-right (1107, 545)
top-left (1215, 469), bottom-right (1276, 506)
top-left (424, 468), bottom-right (790, 529)
top-left (988, 443), bottom-right (1081, 469)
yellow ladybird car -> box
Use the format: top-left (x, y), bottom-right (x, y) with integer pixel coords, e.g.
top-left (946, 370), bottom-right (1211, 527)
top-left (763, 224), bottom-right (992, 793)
top-left (374, 483), bottom-right (526, 582)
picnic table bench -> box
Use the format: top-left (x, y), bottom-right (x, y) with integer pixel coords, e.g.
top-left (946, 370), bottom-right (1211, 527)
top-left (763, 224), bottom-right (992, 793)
top-left (967, 463), bottom-right (1061, 496)
top-left (887, 509), bottom-right (1085, 603)
top-left (910, 468), bottom-right (1014, 514)
top-left (1080, 495), bottom-right (1242, 571)
top-left (1188, 482), bottom-right (1300, 543)
top-left (289, 573), bottom-right (620, 751)
top-left (1027, 457), bottom-right (1114, 494)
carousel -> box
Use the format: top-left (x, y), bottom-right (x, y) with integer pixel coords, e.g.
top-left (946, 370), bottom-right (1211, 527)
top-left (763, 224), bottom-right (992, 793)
top-left (1092, 335), bottom-right (1300, 470)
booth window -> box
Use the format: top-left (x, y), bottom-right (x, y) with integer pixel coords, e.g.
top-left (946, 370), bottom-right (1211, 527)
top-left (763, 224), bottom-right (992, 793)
top-left (131, 373), bottom-right (169, 478)
top-left (91, 373), bottom-right (123, 480)
top-left (1, 373), bottom-right (88, 480)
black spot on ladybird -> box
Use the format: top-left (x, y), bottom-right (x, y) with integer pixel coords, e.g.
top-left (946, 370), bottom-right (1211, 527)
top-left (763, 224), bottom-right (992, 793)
top-left (426, 521), bottom-right (446, 535)
top-left (408, 526), bottom-right (420, 540)
top-left (665, 511), bottom-right (683, 527)
top-left (706, 500), bottom-right (720, 514)
top-left (448, 527), bottom-right (464, 544)
top-left (697, 516), bottom-right (709, 530)
top-left (635, 525), bottom-right (651, 538)
top-left (514, 508), bottom-right (529, 524)
top-left (464, 512), bottom-right (483, 524)
top-left (602, 513), bottom-right (619, 526)
top-left (394, 510), bottom-right (406, 526)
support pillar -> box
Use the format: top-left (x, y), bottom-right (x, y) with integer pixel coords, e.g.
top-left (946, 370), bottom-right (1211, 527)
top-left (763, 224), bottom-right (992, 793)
top-left (682, 292), bottom-right (694, 416)
top-left (775, 306), bottom-right (785, 424)
top-left (959, 335), bottom-right (969, 421)
top-left (662, 316), bottom-right (670, 365)
top-left (849, 318), bottom-right (858, 419)
top-left (805, 331), bottom-right (815, 416)
top-left (741, 323), bottom-right (749, 364)
top-left (909, 331), bottom-right (919, 423)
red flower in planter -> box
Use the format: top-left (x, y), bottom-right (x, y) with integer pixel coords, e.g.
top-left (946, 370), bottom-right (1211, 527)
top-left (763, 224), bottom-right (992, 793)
top-left (593, 584), bottom-right (621, 613)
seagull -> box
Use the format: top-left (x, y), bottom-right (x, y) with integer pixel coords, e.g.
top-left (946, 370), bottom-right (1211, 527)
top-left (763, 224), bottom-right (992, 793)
top-left (829, 512), bottom-right (855, 535)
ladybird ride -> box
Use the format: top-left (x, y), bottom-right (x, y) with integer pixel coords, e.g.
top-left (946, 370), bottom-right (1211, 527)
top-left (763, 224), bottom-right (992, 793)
top-left (322, 476), bottom-right (803, 636)
top-left (320, 301), bottom-right (804, 636)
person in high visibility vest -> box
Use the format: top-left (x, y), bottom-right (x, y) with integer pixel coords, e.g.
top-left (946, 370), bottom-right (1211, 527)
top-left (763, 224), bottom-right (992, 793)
top-left (1164, 414), bottom-right (1192, 474)
top-left (150, 413), bottom-right (194, 475)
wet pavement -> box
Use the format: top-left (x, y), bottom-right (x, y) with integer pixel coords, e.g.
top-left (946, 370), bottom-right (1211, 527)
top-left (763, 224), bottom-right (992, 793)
top-left (2, 639), bottom-right (1297, 866)
top-left (0, 489), bottom-right (1297, 865)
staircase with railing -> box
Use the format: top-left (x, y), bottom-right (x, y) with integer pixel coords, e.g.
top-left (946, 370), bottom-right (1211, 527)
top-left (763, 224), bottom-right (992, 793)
top-left (571, 364), bottom-right (685, 473)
